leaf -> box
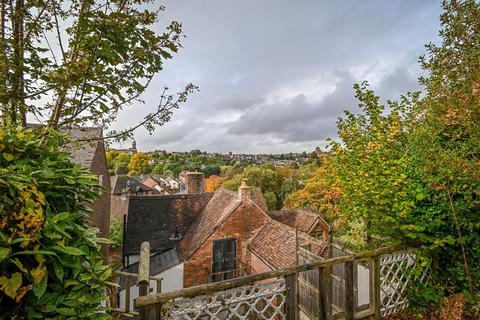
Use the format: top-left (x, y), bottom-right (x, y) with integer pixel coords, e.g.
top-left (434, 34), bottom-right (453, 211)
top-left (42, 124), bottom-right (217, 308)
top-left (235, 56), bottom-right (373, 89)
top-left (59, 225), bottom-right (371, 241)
top-left (30, 264), bottom-right (46, 284)
top-left (33, 275), bottom-right (47, 299)
top-left (1, 272), bottom-right (22, 299)
top-left (11, 250), bottom-right (56, 257)
top-left (0, 247), bottom-right (10, 263)
top-left (53, 245), bottom-right (85, 256)
top-left (12, 258), bottom-right (28, 273)
top-left (64, 279), bottom-right (79, 288)
top-left (3, 153), bottom-right (14, 161)
top-left (53, 260), bottom-right (65, 281)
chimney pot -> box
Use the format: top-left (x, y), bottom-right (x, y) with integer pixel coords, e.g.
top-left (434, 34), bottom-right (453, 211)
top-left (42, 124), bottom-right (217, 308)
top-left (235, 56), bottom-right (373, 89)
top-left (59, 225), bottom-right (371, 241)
top-left (185, 172), bottom-right (205, 194)
top-left (238, 178), bottom-right (252, 201)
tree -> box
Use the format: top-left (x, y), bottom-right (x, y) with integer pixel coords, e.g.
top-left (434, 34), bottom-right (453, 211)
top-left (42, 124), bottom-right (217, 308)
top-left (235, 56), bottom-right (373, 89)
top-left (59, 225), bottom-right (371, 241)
top-left (205, 175), bottom-right (222, 192)
top-left (0, 0), bottom-right (196, 141)
top-left (127, 152), bottom-right (151, 176)
top-left (202, 165), bottom-right (221, 178)
top-left (323, 0), bottom-right (480, 304)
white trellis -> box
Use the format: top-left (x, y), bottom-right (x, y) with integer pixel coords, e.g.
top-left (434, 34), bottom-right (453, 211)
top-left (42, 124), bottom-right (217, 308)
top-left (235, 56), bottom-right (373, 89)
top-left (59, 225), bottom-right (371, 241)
top-left (380, 251), bottom-right (429, 317)
top-left (161, 279), bottom-right (287, 319)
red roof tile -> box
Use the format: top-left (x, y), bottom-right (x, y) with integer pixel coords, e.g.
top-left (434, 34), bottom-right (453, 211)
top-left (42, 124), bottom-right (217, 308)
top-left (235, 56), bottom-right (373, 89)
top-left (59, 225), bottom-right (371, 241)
top-left (268, 208), bottom-right (320, 233)
top-left (180, 189), bottom-right (241, 258)
top-left (248, 220), bottom-right (327, 270)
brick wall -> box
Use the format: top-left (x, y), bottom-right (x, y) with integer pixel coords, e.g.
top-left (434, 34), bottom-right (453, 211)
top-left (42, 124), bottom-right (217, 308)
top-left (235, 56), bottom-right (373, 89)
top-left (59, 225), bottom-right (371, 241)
top-left (89, 139), bottom-right (111, 255)
top-left (185, 172), bottom-right (205, 194)
top-left (183, 201), bottom-right (270, 287)
top-left (111, 195), bottom-right (129, 220)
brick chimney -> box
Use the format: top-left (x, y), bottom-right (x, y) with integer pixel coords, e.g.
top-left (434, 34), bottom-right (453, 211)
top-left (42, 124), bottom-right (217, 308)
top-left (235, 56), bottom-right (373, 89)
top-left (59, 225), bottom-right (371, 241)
top-left (238, 178), bottom-right (252, 201)
top-left (185, 172), bottom-right (205, 194)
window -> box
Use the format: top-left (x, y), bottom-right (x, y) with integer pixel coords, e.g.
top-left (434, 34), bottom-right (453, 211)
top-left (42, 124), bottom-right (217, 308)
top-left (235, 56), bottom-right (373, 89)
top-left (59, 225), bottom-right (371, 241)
top-left (211, 237), bottom-right (236, 282)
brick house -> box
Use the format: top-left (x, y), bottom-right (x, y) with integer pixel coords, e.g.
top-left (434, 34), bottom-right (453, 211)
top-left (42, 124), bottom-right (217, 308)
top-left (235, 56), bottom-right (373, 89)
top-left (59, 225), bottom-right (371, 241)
top-left (121, 176), bottom-right (330, 302)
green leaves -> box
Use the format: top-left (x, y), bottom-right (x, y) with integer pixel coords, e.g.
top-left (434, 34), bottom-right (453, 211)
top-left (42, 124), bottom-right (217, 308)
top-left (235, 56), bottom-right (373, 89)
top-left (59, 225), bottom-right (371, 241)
top-left (0, 126), bottom-right (111, 318)
top-left (0, 247), bottom-right (10, 262)
top-left (33, 276), bottom-right (47, 299)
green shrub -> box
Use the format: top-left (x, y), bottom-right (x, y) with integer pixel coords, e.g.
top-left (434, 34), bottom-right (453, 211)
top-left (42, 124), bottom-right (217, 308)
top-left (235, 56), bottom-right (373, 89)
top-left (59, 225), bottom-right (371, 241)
top-left (0, 126), bottom-right (111, 319)
top-left (109, 218), bottom-right (123, 248)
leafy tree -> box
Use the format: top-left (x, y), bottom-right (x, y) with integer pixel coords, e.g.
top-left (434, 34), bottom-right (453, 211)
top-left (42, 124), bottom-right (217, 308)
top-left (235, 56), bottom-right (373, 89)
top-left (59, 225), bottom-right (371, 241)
top-left (0, 127), bottom-right (111, 318)
top-left (127, 152), bottom-right (151, 176)
top-left (205, 175), bottom-right (222, 192)
top-left (319, 0), bottom-right (480, 306)
top-left (0, 0), bottom-right (196, 140)
top-left (202, 165), bottom-right (221, 178)
top-left (113, 152), bottom-right (130, 175)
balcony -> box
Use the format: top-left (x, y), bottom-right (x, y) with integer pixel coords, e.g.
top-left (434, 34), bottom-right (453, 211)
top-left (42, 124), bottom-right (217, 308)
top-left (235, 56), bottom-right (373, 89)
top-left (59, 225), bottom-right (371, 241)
top-left (207, 262), bottom-right (251, 283)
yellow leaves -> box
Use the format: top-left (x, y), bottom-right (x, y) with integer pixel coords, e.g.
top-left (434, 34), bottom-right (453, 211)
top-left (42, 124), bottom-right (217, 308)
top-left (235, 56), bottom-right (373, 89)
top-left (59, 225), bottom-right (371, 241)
top-left (31, 263), bottom-right (46, 285)
top-left (205, 175), bottom-right (222, 192)
top-left (0, 272), bottom-right (22, 299)
top-left (3, 153), bottom-right (14, 161)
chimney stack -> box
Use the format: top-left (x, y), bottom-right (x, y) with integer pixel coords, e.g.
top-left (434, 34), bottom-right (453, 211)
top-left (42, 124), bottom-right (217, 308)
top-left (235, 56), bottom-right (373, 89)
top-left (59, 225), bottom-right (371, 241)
top-left (185, 172), bottom-right (205, 194)
top-left (238, 178), bottom-right (252, 201)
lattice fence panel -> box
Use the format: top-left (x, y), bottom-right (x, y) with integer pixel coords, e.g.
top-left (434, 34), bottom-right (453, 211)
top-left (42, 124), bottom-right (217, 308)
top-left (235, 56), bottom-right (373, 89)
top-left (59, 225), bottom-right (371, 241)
top-left (380, 251), bottom-right (429, 317)
top-left (161, 279), bottom-right (287, 319)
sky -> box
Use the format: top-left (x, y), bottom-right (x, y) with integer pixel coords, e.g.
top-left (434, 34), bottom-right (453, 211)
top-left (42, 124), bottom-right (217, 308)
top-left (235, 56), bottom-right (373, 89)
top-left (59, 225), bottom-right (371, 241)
top-left (112, 0), bottom-right (443, 154)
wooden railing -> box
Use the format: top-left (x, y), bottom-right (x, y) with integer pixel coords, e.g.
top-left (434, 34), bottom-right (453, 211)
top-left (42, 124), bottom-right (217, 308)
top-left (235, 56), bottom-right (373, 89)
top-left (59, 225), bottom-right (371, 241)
top-left (207, 262), bottom-right (251, 282)
top-left (134, 245), bottom-right (400, 320)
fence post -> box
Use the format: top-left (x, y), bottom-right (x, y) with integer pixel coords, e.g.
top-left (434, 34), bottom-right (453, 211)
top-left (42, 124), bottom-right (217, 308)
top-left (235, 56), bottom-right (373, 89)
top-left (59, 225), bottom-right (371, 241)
top-left (344, 261), bottom-right (354, 320)
top-left (318, 266), bottom-right (331, 320)
top-left (372, 256), bottom-right (381, 320)
top-left (136, 241), bottom-right (158, 320)
top-left (125, 276), bottom-right (131, 313)
top-left (285, 274), bottom-right (297, 320)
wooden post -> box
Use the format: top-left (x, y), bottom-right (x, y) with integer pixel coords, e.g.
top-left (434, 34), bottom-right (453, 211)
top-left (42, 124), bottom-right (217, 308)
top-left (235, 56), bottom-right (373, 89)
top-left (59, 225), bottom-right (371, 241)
top-left (125, 276), bottom-right (131, 313)
top-left (156, 278), bottom-right (163, 294)
top-left (136, 241), bottom-right (151, 318)
top-left (344, 261), bottom-right (354, 320)
top-left (318, 266), bottom-right (331, 320)
top-left (372, 257), bottom-right (381, 320)
top-left (285, 274), bottom-right (297, 320)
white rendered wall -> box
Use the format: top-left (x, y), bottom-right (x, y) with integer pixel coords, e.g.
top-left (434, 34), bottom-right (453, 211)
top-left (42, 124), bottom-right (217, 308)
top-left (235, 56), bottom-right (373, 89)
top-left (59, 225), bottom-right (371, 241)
top-left (119, 263), bottom-right (184, 309)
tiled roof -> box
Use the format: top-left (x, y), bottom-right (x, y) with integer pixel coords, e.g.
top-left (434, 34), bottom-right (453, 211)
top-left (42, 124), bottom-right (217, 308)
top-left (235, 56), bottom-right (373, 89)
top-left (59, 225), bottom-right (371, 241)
top-left (248, 220), bottom-right (327, 270)
top-left (124, 193), bottom-right (213, 255)
top-left (268, 208), bottom-right (320, 233)
top-left (110, 175), bottom-right (156, 195)
top-left (119, 248), bottom-right (180, 289)
top-left (180, 189), bottom-right (241, 258)
top-left (67, 127), bottom-right (103, 169)
top-left (250, 189), bottom-right (268, 212)
top-left (28, 124), bottom-right (102, 169)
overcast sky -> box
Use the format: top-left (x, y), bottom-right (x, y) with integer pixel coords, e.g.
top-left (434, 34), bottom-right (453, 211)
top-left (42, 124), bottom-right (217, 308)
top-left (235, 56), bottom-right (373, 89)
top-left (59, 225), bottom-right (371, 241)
top-left (112, 0), bottom-right (443, 154)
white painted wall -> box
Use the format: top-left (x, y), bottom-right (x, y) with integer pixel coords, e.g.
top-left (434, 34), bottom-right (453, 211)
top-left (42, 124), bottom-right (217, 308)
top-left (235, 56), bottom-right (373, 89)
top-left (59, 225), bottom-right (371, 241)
top-left (119, 263), bottom-right (184, 309)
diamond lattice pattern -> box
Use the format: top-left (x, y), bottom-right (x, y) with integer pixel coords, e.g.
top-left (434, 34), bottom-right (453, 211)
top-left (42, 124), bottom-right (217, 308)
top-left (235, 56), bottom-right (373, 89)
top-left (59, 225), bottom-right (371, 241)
top-left (161, 279), bottom-right (287, 319)
top-left (380, 251), bottom-right (429, 317)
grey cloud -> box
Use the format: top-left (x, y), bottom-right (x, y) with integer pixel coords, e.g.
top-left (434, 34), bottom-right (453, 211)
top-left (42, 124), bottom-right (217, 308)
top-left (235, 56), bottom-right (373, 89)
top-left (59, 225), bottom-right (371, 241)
top-left (111, 0), bottom-right (443, 153)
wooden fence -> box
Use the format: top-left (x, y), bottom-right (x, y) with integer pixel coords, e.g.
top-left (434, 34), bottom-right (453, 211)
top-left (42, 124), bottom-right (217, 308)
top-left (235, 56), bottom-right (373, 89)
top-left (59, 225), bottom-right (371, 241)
top-left (131, 245), bottom-right (402, 320)
top-left (109, 241), bottom-right (427, 319)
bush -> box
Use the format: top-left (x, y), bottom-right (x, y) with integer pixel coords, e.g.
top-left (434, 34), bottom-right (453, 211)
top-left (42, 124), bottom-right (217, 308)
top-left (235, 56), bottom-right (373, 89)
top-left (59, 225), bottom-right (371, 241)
top-left (0, 126), bottom-right (111, 319)
top-left (109, 218), bottom-right (123, 248)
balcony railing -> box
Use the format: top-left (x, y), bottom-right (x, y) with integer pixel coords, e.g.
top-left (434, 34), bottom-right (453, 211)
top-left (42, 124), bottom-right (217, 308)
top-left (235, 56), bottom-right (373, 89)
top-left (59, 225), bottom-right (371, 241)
top-left (207, 262), bottom-right (251, 283)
